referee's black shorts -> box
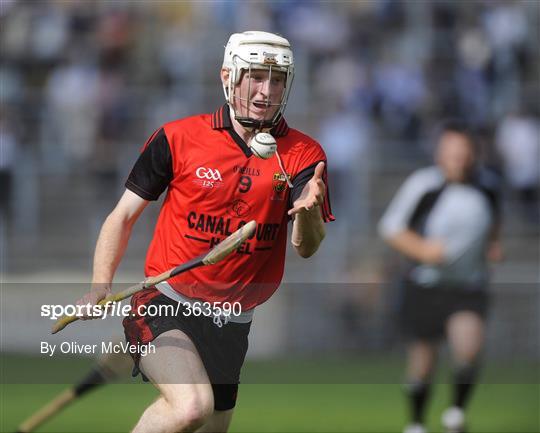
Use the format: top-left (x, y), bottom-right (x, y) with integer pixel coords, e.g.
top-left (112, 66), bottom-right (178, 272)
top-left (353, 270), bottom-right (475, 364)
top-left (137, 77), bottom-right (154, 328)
top-left (123, 288), bottom-right (251, 411)
top-left (399, 281), bottom-right (489, 341)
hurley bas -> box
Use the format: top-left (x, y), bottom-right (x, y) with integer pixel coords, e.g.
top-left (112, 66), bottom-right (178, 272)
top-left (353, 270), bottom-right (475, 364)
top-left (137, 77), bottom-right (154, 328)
top-left (41, 340), bottom-right (156, 357)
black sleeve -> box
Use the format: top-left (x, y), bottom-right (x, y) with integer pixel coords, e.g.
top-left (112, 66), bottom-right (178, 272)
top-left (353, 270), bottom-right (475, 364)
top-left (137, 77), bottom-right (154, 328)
top-left (288, 161), bottom-right (320, 210)
top-left (407, 186), bottom-right (446, 233)
top-left (125, 128), bottom-right (173, 201)
top-left (473, 166), bottom-right (503, 220)
top-left (481, 186), bottom-right (501, 219)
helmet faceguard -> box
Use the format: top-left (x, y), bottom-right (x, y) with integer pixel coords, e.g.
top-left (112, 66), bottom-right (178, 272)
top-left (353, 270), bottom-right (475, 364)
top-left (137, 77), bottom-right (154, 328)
top-left (222, 31), bottom-right (295, 131)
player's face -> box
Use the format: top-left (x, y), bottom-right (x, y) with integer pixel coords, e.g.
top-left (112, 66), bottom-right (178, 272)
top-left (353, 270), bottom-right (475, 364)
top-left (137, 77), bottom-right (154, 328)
top-left (234, 68), bottom-right (286, 121)
top-left (436, 132), bottom-right (475, 182)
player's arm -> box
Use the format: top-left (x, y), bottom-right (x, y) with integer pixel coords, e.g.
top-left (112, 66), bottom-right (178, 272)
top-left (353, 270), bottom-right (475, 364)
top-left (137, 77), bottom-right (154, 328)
top-left (92, 189), bottom-right (149, 286)
top-left (76, 190), bottom-right (149, 314)
top-left (76, 127), bottom-right (171, 316)
top-left (288, 162), bottom-right (326, 258)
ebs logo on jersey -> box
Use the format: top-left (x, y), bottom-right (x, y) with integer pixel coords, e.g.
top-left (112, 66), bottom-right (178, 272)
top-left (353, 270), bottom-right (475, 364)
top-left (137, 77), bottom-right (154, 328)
top-left (193, 167), bottom-right (223, 189)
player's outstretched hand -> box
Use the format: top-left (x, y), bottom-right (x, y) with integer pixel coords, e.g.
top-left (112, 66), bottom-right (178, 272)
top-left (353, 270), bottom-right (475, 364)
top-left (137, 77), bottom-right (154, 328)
top-left (75, 285), bottom-right (111, 320)
top-left (288, 161), bottom-right (326, 217)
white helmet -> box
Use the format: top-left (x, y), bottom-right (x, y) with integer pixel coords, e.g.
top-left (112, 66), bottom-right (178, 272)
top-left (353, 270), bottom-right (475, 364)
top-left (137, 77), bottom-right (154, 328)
top-left (222, 31), bottom-right (294, 130)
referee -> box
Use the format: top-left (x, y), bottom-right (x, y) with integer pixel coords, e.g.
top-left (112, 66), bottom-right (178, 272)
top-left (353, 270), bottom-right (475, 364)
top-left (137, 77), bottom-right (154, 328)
top-left (379, 120), bottom-right (502, 433)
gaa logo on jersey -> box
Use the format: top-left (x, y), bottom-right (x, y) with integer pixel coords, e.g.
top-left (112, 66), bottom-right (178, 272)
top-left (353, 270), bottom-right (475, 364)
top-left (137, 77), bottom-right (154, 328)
top-left (193, 167), bottom-right (223, 189)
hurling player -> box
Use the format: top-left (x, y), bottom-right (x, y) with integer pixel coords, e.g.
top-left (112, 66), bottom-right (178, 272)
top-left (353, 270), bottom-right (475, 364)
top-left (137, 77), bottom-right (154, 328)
top-left (75, 31), bottom-right (334, 433)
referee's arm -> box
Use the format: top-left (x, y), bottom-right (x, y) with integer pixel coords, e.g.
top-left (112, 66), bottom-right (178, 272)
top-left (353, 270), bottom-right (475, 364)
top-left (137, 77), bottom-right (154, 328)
top-left (383, 229), bottom-right (445, 265)
top-left (378, 169), bottom-right (445, 265)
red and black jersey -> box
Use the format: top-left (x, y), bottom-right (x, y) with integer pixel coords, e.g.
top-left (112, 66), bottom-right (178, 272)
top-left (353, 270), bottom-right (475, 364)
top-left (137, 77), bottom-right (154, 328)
top-left (126, 105), bottom-right (334, 310)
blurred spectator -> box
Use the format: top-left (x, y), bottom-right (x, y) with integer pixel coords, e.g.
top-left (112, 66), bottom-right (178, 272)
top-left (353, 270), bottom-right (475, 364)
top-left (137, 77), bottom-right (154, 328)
top-left (30, 3), bottom-right (69, 63)
top-left (318, 104), bottom-right (371, 224)
top-left (314, 55), bottom-right (369, 109)
top-left (1, 3), bottom-right (33, 61)
top-left (284, 3), bottom-right (351, 54)
top-left (0, 67), bottom-right (23, 105)
top-left (375, 0), bottom-right (406, 27)
top-left (42, 56), bottom-right (99, 168)
top-left (0, 114), bottom-right (17, 214)
top-left (481, 2), bottom-right (529, 118)
top-left (96, 8), bottom-right (133, 70)
top-left (482, 2), bottom-right (528, 54)
top-left (455, 29), bottom-right (492, 127)
top-left (495, 112), bottom-right (540, 222)
top-left (92, 68), bottom-right (130, 174)
top-left (374, 58), bottom-right (426, 140)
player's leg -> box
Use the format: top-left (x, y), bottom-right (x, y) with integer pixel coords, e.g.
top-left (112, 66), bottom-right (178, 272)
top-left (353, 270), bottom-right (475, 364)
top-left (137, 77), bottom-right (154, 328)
top-left (442, 310), bottom-right (485, 433)
top-left (195, 409), bottom-right (234, 432)
top-left (124, 290), bottom-right (250, 433)
top-left (403, 339), bottom-right (437, 433)
top-left (193, 383), bottom-right (240, 433)
top-left (131, 329), bottom-right (215, 433)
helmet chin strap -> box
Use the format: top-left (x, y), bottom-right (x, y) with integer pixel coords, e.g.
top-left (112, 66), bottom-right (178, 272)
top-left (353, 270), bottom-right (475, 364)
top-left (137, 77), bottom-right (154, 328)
top-left (231, 94), bottom-right (279, 131)
top-left (275, 149), bottom-right (293, 188)
top-left (227, 103), bottom-right (272, 134)
top-left (236, 117), bottom-right (274, 131)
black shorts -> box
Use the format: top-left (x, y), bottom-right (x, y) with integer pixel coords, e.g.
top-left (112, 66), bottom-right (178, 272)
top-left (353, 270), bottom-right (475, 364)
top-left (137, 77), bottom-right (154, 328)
top-left (399, 282), bottom-right (489, 341)
top-left (123, 288), bottom-right (251, 411)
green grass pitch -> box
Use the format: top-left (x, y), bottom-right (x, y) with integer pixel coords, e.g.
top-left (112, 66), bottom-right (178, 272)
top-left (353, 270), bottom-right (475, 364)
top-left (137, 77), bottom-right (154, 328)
top-left (1, 354), bottom-right (538, 432)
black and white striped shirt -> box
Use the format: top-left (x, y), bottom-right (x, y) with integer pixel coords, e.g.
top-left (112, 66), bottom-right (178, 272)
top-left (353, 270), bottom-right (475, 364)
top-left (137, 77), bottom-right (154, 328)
top-left (379, 166), bottom-right (501, 288)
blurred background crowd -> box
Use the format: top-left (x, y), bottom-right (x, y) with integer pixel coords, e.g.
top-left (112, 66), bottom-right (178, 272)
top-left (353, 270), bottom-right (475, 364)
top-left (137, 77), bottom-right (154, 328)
top-left (1, 0), bottom-right (538, 360)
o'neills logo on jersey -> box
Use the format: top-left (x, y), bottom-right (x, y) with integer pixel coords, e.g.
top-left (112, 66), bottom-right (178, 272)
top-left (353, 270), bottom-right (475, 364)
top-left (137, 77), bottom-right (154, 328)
top-left (193, 167), bottom-right (223, 189)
